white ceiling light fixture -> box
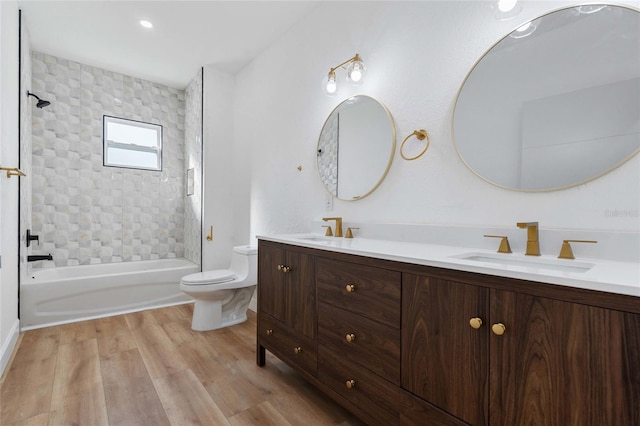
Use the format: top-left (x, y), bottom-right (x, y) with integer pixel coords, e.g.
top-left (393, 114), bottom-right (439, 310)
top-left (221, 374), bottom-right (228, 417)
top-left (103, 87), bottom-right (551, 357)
top-left (139, 19), bottom-right (153, 29)
top-left (493, 0), bottom-right (522, 20)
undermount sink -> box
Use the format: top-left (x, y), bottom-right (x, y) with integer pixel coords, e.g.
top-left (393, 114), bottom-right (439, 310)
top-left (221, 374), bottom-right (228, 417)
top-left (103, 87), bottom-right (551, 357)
top-left (294, 235), bottom-right (334, 244)
top-left (453, 252), bottom-right (595, 273)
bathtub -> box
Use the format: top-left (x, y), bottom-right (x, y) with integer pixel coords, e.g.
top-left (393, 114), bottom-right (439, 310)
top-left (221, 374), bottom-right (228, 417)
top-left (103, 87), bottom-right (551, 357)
top-left (21, 258), bottom-right (200, 329)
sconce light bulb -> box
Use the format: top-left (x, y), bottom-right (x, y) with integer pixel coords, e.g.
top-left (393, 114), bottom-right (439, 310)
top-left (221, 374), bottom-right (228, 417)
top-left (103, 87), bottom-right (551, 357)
top-left (349, 66), bottom-right (362, 82)
top-left (324, 72), bottom-right (337, 95)
top-left (497, 0), bottom-right (517, 12)
top-left (346, 60), bottom-right (365, 85)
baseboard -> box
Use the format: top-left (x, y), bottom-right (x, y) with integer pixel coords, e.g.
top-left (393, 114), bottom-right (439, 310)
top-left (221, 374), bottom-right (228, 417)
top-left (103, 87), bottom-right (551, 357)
top-left (0, 319), bottom-right (20, 379)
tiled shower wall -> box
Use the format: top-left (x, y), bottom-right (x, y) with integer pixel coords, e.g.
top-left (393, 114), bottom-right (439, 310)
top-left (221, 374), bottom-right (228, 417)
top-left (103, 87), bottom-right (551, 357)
top-left (31, 52), bottom-right (186, 267)
top-left (184, 70), bottom-right (202, 265)
top-left (317, 112), bottom-right (338, 195)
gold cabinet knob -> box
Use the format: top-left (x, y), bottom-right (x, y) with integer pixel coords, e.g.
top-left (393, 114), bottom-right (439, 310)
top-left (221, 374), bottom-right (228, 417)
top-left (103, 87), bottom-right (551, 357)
top-left (345, 333), bottom-right (356, 343)
top-left (276, 264), bottom-right (283, 271)
top-left (282, 266), bottom-right (291, 273)
top-left (265, 329), bottom-right (273, 336)
top-left (345, 284), bottom-right (356, 293)
top-left (492, 323), bottom-right (506, 336)
top-left (293, 346), bottom-right (303, 355)
top-left (345, 379), bottom-right (356, 389)
top-left (469, 318), bottom-right (483, 329)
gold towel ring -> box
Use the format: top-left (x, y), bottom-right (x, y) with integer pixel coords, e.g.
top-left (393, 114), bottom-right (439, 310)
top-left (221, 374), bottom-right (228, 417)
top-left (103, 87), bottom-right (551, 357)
top-left (400, 129), bottom-right (430, 161)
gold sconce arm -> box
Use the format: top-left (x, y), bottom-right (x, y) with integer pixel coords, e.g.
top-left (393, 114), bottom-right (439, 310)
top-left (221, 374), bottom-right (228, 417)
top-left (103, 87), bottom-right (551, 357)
top-left (328, 53), bottom-right (362, 74)
top-left (558, 239), bottom-right (597, 259)
top-left (0, 167), bottom-right (26, 178)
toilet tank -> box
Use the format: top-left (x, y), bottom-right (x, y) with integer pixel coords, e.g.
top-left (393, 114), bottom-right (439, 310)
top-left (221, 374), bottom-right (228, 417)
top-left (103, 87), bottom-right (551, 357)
top-left (230, 245), bottom-right (258, 282)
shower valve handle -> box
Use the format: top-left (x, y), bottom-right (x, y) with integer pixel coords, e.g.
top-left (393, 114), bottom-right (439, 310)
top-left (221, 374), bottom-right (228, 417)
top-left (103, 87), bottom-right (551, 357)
top-left (26, 229), bottom-right (39, 247)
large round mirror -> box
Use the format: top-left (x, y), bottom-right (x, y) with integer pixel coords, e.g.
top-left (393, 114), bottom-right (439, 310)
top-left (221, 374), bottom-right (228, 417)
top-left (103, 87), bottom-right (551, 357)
top-left (317, 95), bottom-right (396, 200)
top-left (453, 4), bottom-right (640, 191)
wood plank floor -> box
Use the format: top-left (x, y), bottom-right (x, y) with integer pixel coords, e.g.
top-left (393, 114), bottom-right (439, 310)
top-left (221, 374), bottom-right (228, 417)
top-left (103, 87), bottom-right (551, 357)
top-left (0, 304), bottom-right (365, 426)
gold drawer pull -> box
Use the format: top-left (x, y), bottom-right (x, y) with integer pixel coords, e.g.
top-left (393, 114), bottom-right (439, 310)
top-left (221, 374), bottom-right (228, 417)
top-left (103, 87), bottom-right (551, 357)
top-left (345, 333), bottom-right (356, 343)
top-left (345, 379), bottom-right (356, 389)
top-left (345, 284), bottom-right (356, 293)
top-left (265, 329), bottom-right (273, 336)
top-left (293, 346), bottom-right (303, 355)
top-left (492, 323), bottom-right (506, 336)
top-left (469, 318), bottom-right (483, 329)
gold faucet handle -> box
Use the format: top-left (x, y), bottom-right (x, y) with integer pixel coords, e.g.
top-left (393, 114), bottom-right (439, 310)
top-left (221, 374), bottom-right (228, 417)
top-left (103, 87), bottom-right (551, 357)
top-left (322, 217), bottom-right (343, 237)
top-left (558, 239), bottom-right (597, 259)
top-left (345, 227), bottom-right (359, 239)
top-left (322, 225), bottom-right (333, 237)
top-left (484, 235), bottom-right (512, 254)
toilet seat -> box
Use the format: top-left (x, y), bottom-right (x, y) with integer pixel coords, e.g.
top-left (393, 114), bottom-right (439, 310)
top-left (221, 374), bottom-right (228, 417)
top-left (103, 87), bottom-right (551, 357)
top-left (181, 270), bottom-right (235, 286)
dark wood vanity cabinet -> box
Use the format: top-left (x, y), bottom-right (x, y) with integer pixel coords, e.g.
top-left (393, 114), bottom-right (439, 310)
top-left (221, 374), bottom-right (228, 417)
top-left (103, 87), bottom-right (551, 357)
top-left (489, 289), bottom-right (640, 426)
top-left (316, 258), bottom-right (403, 423)
top-left (403, 272), bottom-right (640, 426)
top-left (257, 240), bottom-right (640, 426)
top-left (402, 274), bottom-right (489, 426)
top-left (257, 241), bottom-right (317, 374)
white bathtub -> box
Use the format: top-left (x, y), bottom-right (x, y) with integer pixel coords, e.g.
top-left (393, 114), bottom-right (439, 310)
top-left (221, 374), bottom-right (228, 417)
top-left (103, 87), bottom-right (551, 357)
top-left (21, 258), bottom-right (200, 329)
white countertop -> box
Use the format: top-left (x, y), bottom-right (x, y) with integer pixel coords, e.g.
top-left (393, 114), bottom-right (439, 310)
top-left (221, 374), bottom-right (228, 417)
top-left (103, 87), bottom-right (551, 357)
top-left (258, 234), bottom-right (640, 298)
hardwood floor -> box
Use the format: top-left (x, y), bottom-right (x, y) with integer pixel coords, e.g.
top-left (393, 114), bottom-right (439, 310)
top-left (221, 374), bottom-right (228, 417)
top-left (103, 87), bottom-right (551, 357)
top-left (0, 304), bottom-right (365, 426)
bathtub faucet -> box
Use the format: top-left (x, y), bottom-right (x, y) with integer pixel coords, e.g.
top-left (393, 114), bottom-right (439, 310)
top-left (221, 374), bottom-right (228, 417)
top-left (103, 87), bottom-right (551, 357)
top-left (27, 254), bottom-right (53, 262)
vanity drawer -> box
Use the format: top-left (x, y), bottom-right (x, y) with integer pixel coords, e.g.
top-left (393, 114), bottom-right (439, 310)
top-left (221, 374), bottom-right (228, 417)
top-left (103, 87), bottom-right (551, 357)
top-left (316, 258), bottom-right (401, 328)
top-left (318, 346), bottom-right (401, 426)
top-left (318, 302), bottom-right (400, 384)
top-left (259, 314), bottom-right (317, 375)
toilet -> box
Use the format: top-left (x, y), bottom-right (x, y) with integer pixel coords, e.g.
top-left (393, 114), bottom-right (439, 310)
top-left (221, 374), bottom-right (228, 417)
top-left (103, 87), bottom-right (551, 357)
top-left (180, 245), bottom-right (257, 331)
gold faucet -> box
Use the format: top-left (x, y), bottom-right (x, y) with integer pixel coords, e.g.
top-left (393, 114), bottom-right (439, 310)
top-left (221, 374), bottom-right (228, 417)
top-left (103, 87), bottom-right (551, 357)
top-left (516, 222), bottom-right (540, 256)
top-left (322, 217), bottom-right (343, 237)
top-left (558, 239), bottom-right (597, 259)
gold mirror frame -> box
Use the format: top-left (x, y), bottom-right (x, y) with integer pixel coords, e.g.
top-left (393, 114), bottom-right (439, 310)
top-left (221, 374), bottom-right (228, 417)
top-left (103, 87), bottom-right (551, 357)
top-left (452, 3), bottom-right (640, 192)
top-left (316, 95), bottom-right (396, 200)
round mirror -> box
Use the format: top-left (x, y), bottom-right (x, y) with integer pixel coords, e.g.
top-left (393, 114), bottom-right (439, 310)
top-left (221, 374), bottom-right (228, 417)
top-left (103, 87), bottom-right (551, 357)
top-left (453, 4), bottom-right (640, 191)
top-left (317, 95), bottom-right (396, 200)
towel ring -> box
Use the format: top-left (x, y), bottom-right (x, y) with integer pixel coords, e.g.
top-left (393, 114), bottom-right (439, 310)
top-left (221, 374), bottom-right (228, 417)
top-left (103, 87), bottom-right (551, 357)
top-left (400, 129), bottom-right (430, 161)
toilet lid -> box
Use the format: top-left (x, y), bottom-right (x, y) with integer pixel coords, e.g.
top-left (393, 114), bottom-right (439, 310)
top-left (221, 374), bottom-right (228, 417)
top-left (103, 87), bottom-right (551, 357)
top-left (181, 269), bottom-right (235, 285)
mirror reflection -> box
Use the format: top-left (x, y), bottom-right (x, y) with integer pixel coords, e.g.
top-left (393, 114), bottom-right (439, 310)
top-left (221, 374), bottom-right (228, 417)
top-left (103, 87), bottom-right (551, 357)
top-left (453, 4), bottom-right (640, 191)
top-left (317, 96), bottom-right (395, 200)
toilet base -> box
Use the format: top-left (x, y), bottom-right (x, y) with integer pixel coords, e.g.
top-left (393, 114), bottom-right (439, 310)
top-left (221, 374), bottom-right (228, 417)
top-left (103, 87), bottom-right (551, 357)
top-left (189, 286), bottom-right (255, 331)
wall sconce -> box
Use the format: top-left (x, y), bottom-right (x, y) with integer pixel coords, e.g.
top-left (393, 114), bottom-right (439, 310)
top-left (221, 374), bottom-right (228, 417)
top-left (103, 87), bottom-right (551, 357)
top-left (322, 53), bottom-right (365, 96)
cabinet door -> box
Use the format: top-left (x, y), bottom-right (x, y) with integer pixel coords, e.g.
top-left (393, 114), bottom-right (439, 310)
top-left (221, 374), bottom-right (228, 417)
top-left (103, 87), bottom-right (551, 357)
top-left (402, 273), bottom-right (489, 426)
top-left (490, 289), bottom-right (640, 426)
top-left (285, 250), bottom-right (316, 339)
top-left (257, 242), bottom-right (285, 322)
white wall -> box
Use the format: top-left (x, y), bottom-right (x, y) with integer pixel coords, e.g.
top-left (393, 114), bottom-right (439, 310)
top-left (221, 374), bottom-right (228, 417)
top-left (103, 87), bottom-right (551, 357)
top-left (0, 0), bottom-right (21, 377)
top-left (233, 0), bottom-right (639, 243)
top-left (202, 66), bottom-right (251, 270)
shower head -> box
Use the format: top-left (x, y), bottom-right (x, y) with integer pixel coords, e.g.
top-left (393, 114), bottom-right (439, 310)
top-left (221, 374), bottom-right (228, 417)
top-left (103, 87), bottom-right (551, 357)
top-left (26, 91), bottom-right (51, 108)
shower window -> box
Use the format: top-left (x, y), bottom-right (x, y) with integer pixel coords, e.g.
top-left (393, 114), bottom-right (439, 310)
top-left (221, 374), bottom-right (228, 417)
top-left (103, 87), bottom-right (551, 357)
top-left (103, 116), bottom-right (163, 171)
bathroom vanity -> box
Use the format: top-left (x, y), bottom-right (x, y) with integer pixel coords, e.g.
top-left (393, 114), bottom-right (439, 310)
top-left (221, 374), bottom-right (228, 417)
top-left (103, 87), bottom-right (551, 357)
top-left (256, 236), bottom-right (640, 426)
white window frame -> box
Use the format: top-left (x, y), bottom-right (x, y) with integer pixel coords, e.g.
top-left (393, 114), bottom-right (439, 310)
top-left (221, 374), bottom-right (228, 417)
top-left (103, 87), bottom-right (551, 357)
top-left (103, 115), bottom-right (163, 171)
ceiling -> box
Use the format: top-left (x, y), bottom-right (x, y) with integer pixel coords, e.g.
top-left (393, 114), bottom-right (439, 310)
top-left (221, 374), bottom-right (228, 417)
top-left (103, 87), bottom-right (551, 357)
top-left (18, 1), bottom-right (321, 89)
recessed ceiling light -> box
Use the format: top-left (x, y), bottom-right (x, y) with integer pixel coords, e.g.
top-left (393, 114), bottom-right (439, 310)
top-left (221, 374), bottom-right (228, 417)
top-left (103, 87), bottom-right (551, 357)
top-left (139, 20), bottom-right (153, 29)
